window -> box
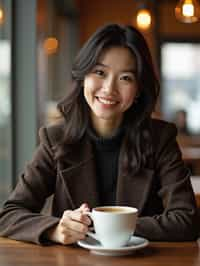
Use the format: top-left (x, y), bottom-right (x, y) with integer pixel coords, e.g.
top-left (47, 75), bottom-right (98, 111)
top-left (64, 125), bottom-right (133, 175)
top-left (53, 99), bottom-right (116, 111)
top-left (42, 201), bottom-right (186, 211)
top-left (161, 42), bottom-right (200, 135)
top-left (0, 0), bottom-right (12, 204)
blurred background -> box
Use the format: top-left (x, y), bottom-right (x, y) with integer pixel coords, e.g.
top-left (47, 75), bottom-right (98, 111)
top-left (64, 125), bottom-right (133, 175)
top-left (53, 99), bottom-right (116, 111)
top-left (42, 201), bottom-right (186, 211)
top-left (1, 0), bottom-right (200, 205)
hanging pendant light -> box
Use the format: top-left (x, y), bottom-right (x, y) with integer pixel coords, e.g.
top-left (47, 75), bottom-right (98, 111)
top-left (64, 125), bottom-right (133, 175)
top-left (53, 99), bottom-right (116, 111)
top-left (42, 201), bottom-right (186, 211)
top-left (136, 8), bottom-right (152, 30)
top-left (135, 1), bottom-right (152, 31)
top-left (175, 0), bottom-right (200, 23)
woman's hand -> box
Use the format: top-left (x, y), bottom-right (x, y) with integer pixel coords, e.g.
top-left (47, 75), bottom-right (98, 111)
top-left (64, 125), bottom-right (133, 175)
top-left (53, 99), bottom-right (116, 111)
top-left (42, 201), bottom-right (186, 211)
top-left (47, 203), bottom-right (91, 245)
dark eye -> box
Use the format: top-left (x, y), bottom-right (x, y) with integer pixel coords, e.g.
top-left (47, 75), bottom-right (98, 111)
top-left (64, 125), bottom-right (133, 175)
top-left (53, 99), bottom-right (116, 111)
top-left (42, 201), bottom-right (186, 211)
top-left (94, 69), bottom-right (105, 76)
top-left (121, 75), bottom-right (133, 82)
top-left (124, 76), bottom-right (131, 81)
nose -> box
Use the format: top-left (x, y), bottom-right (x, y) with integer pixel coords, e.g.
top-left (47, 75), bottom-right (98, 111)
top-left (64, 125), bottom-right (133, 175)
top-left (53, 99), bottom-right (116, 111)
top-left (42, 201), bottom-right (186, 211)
top-left (102, 77), bottom-right (116, 94)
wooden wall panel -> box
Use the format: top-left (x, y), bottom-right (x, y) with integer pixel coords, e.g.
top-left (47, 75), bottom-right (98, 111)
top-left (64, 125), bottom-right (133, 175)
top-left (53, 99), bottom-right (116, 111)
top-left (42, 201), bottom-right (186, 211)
top-left (159, 2), bottom-right (200, 38)
top-left (75, 0), bottom-right (157, 66)
top-left (76, 0), bottom-right (138, 43)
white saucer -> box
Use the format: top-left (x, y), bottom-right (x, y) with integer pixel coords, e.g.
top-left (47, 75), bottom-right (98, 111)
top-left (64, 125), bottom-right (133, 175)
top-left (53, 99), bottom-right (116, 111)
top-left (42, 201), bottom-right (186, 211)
top-left (77, 236), bottom-right (149, 256)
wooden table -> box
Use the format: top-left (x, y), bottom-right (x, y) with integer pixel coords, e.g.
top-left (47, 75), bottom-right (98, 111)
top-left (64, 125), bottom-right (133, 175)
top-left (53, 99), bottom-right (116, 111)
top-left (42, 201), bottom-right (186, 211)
top-left (0, 237), bottom-right (199, 266)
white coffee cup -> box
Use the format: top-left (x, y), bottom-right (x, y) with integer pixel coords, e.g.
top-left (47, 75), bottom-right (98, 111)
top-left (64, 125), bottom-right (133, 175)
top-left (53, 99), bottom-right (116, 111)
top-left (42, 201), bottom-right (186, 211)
top-left (86, 206), bottom-right (138, 248)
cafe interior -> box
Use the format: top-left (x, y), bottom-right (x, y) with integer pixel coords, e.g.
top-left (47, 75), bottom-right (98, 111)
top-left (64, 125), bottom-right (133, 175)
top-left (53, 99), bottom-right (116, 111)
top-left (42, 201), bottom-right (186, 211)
top-left (1, 0), bottom-right (200, 205)
top-left (0, 0), bottom-right (200, 264)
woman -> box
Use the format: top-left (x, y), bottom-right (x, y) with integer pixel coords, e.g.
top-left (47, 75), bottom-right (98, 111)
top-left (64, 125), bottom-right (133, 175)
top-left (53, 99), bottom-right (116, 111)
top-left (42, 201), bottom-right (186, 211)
top-left (0, 24), bottom-right (198, 245)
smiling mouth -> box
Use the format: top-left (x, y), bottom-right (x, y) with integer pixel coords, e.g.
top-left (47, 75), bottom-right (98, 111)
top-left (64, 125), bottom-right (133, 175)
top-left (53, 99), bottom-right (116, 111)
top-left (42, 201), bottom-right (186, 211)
top-left (96, 96), bottom-right (118, 105)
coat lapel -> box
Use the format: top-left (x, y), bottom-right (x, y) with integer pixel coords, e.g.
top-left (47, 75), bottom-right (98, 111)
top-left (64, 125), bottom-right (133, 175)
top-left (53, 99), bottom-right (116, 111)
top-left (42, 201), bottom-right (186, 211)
top-left (116, 143), bottom-right (154, 215)
top-left (116, 168), bottom-right (154, 215)
top-left (57, 135), bottom-right (154, 213)
top-left (58, 138), bottom-right (100, 209)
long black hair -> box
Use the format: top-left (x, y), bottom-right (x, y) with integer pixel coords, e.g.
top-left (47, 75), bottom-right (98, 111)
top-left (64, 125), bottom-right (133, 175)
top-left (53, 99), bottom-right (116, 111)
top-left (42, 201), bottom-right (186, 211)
top-left (56, 24), bottom-right (160, 175)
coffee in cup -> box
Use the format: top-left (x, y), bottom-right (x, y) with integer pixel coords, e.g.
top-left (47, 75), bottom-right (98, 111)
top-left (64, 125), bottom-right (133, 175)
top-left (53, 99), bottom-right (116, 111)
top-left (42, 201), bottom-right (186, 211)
top-left (86, 206), bottom-right (138, 248)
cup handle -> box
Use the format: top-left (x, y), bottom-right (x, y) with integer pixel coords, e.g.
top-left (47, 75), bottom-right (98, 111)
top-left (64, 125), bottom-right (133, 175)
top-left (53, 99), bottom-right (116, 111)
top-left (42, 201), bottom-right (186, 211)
top-left (86, 230), bottom-right (100, 241)
top-left (85, 211), bottom-right (100, 242)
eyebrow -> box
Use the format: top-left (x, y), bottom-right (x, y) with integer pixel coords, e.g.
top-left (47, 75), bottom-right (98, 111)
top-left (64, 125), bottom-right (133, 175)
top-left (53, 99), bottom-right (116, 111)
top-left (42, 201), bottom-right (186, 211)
top-left (95, 63), bottom-right (137, 74)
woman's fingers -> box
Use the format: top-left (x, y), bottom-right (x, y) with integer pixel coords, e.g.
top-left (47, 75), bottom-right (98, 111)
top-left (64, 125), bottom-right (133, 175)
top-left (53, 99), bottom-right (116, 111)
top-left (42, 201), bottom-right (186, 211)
top-left (61, 211), bottom-right (90, 233)
top-left (63, 209), bottom-right (91, 225)
top-left (71, 210), bottom-right (91, 225)
top-left (67, 219), bottom-right (88, 234)
top-left (59, 228), bottom-right (86, 245)
top-left (48, 204), bottom-right (91, 245)
top-left (79, 203), bottom-right (90, 211)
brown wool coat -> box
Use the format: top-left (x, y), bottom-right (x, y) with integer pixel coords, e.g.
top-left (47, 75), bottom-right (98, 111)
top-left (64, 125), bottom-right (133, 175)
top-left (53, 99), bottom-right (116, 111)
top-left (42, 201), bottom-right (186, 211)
top-left (0, 119), bottom-right (198, 244)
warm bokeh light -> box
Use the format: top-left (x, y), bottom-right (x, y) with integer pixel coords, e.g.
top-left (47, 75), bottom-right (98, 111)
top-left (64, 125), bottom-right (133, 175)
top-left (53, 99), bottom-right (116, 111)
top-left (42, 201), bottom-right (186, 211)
top-left (175, 0), bottom-right (200, 23)
top-left (136, 9), bottom-right (152, 31)
top-left (43, 37), bottom-right (58, 55)
top-left (183, 3), bottom-right (194, 16)
top-left (0, 8), bottom-right (4, 25)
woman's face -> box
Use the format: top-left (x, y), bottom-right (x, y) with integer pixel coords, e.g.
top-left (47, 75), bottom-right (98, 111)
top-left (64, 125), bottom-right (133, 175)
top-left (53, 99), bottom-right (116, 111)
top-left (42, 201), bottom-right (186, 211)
top-left (83, 46), bottom-right (138, 131)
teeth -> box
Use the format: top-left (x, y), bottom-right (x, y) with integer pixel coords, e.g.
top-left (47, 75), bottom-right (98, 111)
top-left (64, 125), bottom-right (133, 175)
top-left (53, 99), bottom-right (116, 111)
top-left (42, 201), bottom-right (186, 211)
top-left (98, 97), bottom-right (117, 105)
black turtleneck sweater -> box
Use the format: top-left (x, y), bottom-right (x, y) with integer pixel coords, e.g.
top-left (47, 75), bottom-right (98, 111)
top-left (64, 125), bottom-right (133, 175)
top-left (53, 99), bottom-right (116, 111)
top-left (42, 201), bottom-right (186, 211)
top-left (87, 127), bottom-right (124, 205)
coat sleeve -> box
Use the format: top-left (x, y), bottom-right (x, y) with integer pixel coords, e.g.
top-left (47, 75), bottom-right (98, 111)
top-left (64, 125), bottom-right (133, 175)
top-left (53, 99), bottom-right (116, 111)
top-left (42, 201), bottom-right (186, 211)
top-left (135, 122), bottom-right (199, 241)
top-left (0, 127), bottom-right (60, 244)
